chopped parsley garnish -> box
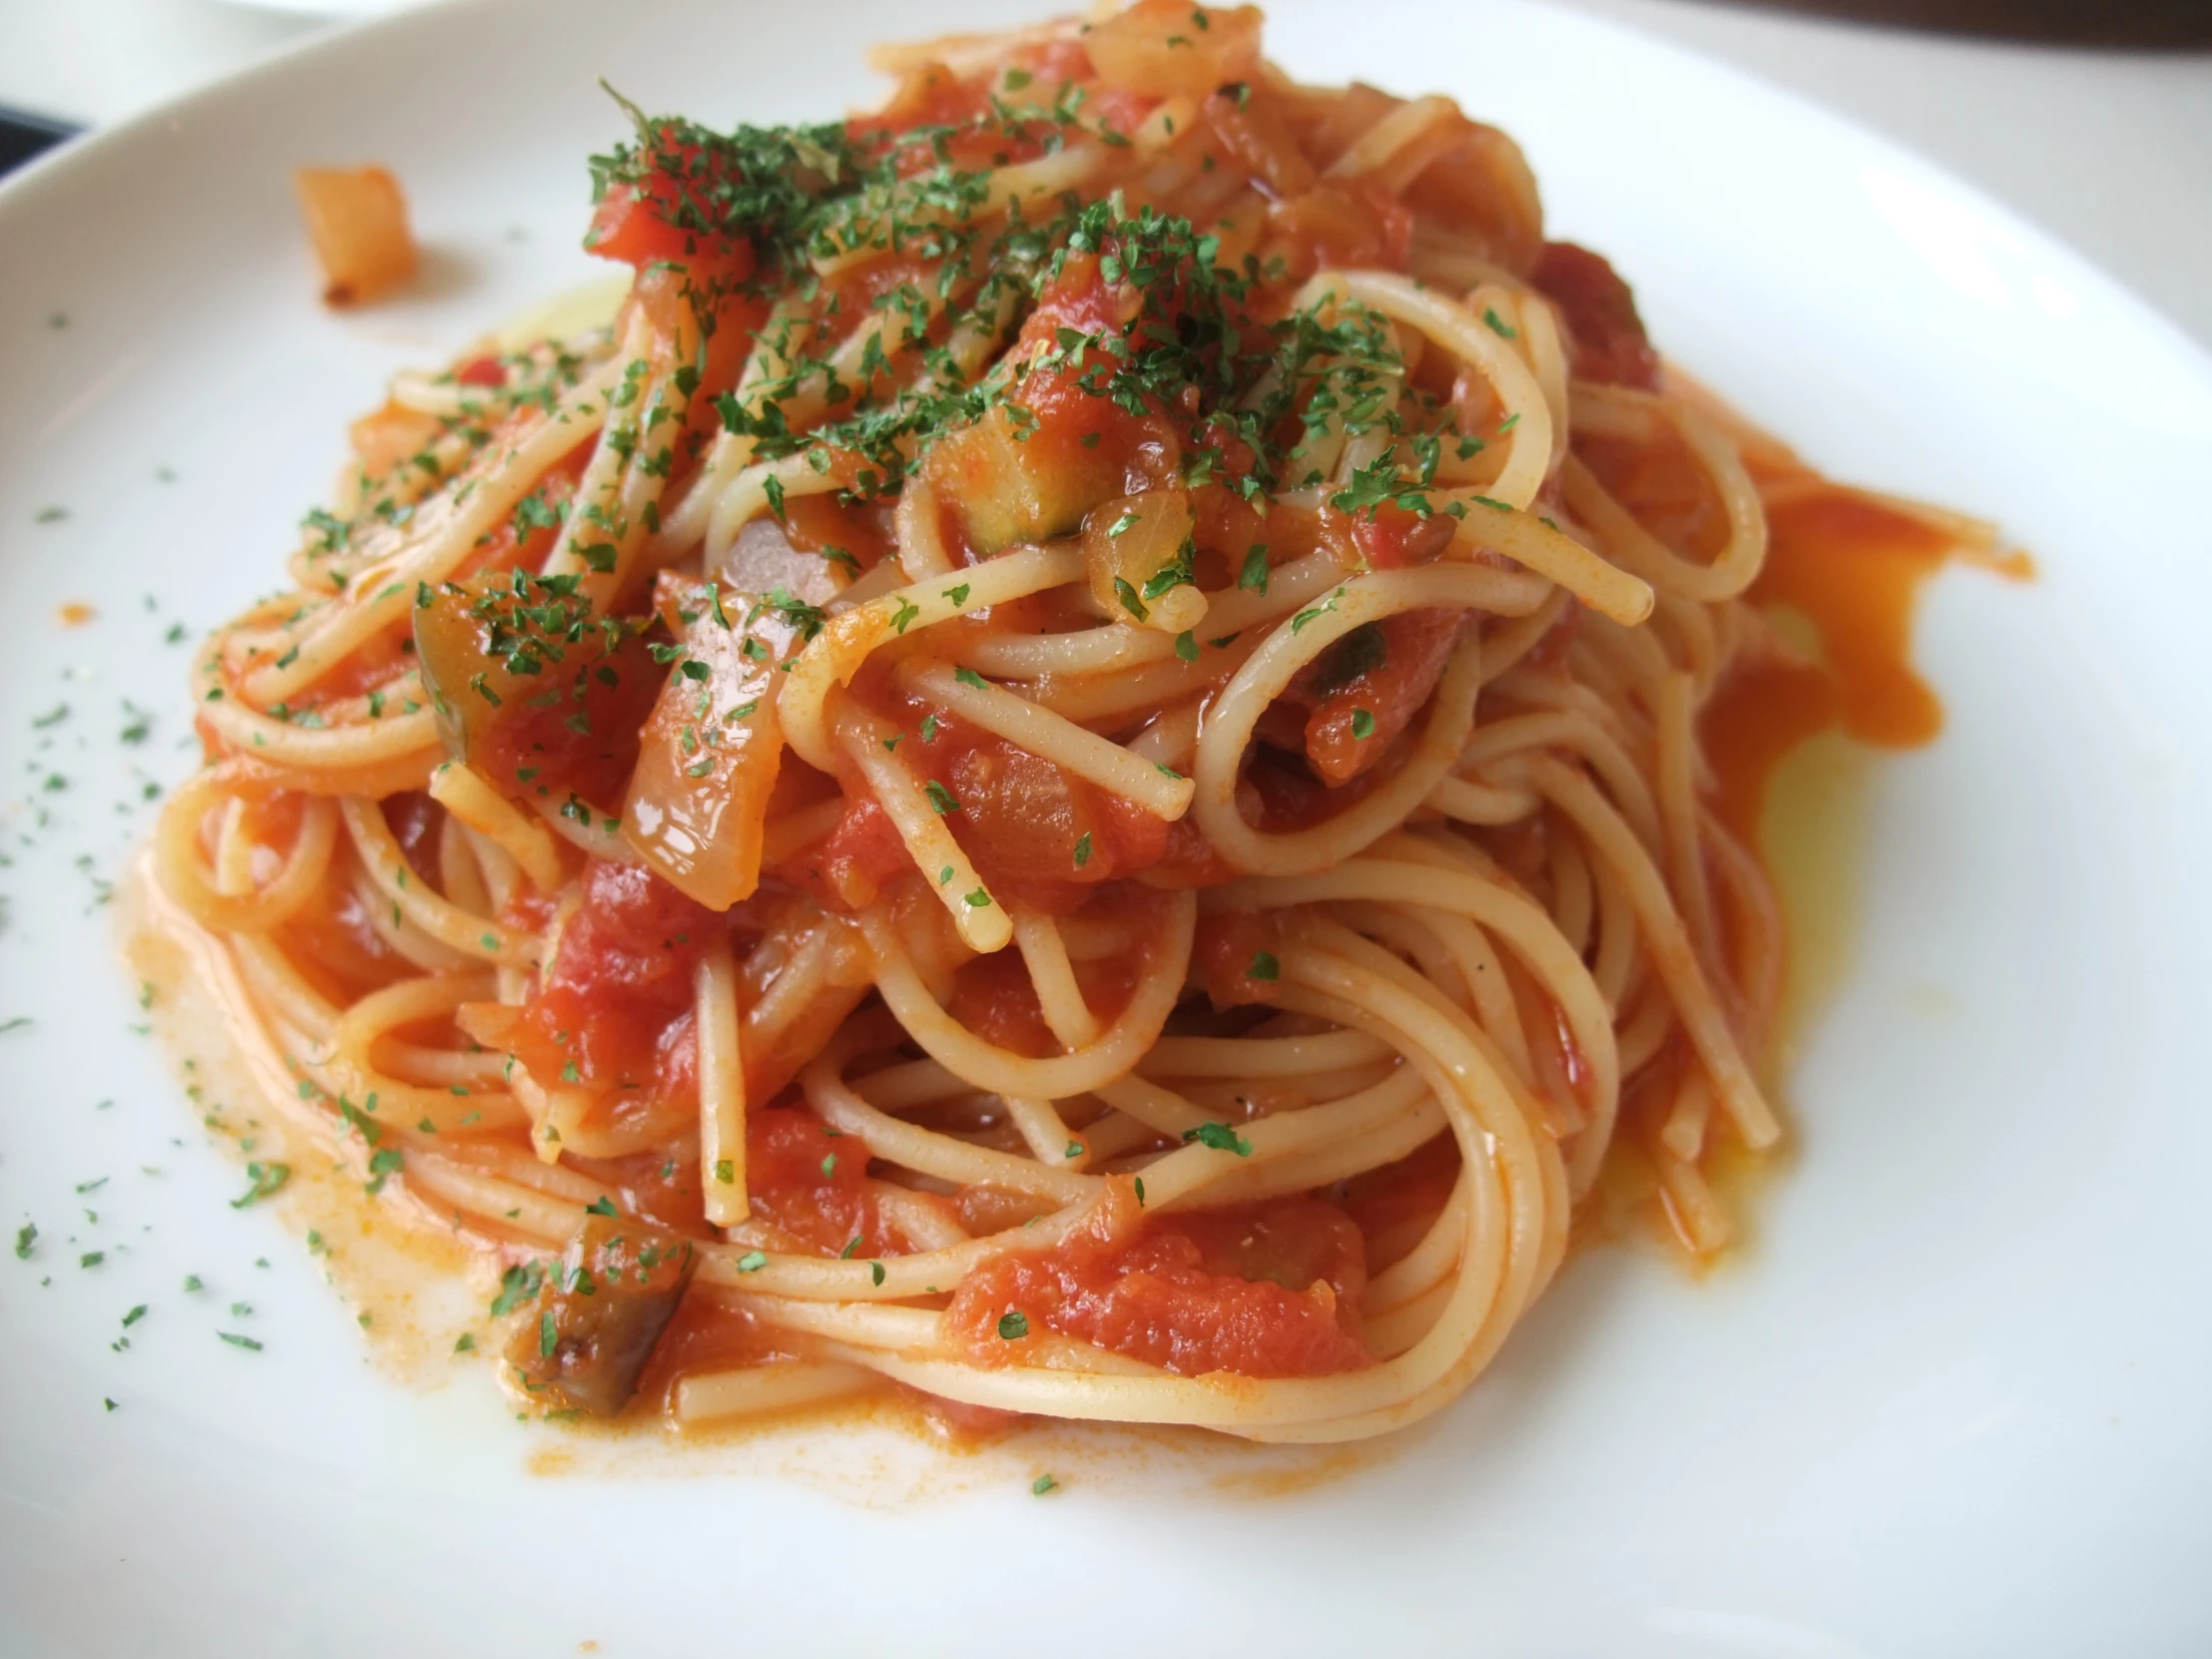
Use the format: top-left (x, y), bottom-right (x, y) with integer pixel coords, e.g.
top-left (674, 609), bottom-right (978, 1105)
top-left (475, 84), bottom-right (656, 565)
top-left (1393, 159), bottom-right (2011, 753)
top-left (490, 1261), bottom-right (545, 1317)
top-left (1183, 1121), bottom-right (1254, 1156)
top-left (229, 1161), bottom-right (289, 1209)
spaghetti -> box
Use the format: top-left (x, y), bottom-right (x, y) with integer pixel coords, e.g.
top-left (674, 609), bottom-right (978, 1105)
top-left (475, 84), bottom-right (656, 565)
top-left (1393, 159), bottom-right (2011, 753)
top-left (152, 0), bottom-right (1993, 1443)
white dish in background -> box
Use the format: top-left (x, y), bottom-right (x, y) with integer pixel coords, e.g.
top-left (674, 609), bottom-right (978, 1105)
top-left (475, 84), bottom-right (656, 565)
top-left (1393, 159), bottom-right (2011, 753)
top-left (213, 0), bottom-right (421, 16)
top-left (2, 0), bottom-right (2209, 1653)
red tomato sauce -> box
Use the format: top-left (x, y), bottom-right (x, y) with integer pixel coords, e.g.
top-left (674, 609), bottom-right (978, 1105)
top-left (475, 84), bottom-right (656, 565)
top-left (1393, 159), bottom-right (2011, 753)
top-left (1702, 479), bottom-right (2023, 844)
top-left (944, 941), bottom-right (1141, 1058)
top-left (948, 1183), bottom-right (1373, 1378)
top-left (744, 1106), bottom-right (880, 1256)
top-left (794, 675), bottom-right (1173, 914)
top-left (1532, 241), bottom-right (1659, 391)
top-left (510, 860), bottom-right (740, 1096)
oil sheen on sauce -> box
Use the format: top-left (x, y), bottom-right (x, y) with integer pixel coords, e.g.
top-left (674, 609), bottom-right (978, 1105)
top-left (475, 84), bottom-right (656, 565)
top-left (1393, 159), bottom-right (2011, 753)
top-left (1588, 475), bottom-right (2030, 1258)
top-left (123, 463), bottom-right (2019, 1496)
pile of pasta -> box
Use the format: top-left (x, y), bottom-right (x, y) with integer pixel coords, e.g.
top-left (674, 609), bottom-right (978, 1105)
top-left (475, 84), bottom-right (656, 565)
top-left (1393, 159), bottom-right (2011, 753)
top-left (157, 0), bottom-right (1817, 1442)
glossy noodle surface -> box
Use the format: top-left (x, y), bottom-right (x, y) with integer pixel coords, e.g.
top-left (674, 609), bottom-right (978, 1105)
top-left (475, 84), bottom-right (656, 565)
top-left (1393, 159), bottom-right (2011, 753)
top-left (154, 0), bottom-right (1990, 1441)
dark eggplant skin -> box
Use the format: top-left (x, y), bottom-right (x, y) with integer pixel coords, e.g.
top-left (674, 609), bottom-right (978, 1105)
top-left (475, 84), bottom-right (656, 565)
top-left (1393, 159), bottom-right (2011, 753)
top-left (506, 1213), bottom-right (698, 1416)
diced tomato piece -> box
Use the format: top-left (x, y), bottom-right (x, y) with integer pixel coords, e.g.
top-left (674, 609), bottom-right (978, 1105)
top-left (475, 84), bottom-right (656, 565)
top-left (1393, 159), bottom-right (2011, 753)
top-left (949, 1185), bottom-right (1371, 1379)
top-left (1532, 241), bottom-right (1659, 390)
top-left (745, 1106), bottom-right (878, 1256)
top-left (454, 354), bottom-right (506, 388)
top-left (1284, 608), bottom-right (1464, 786)
top-left (786, 795), bottom-right (911, 911)
top-left (945, 949), bottom-right (1059, 1059)
top-left (944, 939), bottom-right (1139, 1057)
top-left (1326, 499), bottom-right (1456, 570)
top-left (511, 860), bottom-right (741, 1092)
top-left (1192, 908), bottom-right (1286, 1009)
top-left (582, 127), bottom-right (768, 276)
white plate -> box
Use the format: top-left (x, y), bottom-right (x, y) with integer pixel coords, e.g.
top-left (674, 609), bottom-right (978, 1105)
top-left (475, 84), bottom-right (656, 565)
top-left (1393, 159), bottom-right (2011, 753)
top-left (4, 2), bottom-right (2210, 1653)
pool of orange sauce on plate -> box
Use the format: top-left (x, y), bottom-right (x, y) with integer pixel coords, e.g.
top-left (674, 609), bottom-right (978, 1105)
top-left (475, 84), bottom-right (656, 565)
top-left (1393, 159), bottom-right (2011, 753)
top-left (120, 472), bottom-right (2024, 1503)
top-left (1589, 463), bottom-right (2031, 1260)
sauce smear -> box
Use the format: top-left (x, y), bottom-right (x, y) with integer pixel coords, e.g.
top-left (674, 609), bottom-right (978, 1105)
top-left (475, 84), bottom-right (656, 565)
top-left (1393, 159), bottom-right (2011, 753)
top-left (1703, 477), bottom-right (2027, 841)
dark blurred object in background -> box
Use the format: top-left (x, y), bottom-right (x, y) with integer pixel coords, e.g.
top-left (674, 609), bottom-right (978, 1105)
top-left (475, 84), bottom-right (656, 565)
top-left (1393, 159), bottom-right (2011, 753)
top-left (0, 109), bottom-right (78, 179)
top-left (1722, 0), bottom-right (2212, 47)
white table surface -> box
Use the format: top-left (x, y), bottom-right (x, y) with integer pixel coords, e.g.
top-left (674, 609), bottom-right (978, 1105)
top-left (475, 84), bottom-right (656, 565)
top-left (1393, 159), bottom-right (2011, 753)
top-left (2, 0), bottom-right (2208, 350)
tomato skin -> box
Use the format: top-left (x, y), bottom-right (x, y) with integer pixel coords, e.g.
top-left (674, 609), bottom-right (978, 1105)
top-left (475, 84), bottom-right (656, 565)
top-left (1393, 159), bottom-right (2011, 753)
top-left (782, 680), bottom-right (1178, 914)
top-left (1264, 181), bottom-right (1413, 281)
top-left (1532, 241), bottom-right (1659, 390)
top-left (746, 1107), bottom-right (877, 1256)
top-left (1298, 608), bottom-right (1466, 786)
top-left (511, 860), bottom-right (740, 1093)
top-left (949, 1184), bottom-right (1372, 1379)
top-left (1325, 500), bottom-right (1456, 571)
top-left (454, 354), bottom-right (506, 388)
top-left (944, 940), bottom-right (1138, 1057)
top-left (1192, 908), bottom-right (1285, 1009)
top-left (586, 176), bottom-right (762, 276)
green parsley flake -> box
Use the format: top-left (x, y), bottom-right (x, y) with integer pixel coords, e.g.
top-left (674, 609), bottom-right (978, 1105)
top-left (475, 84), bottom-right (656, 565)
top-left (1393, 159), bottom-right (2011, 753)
top-left (1183, 1121), bottom-right (1254, 1156)
top-left (229, 1161), bottom-right (289, 1209)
